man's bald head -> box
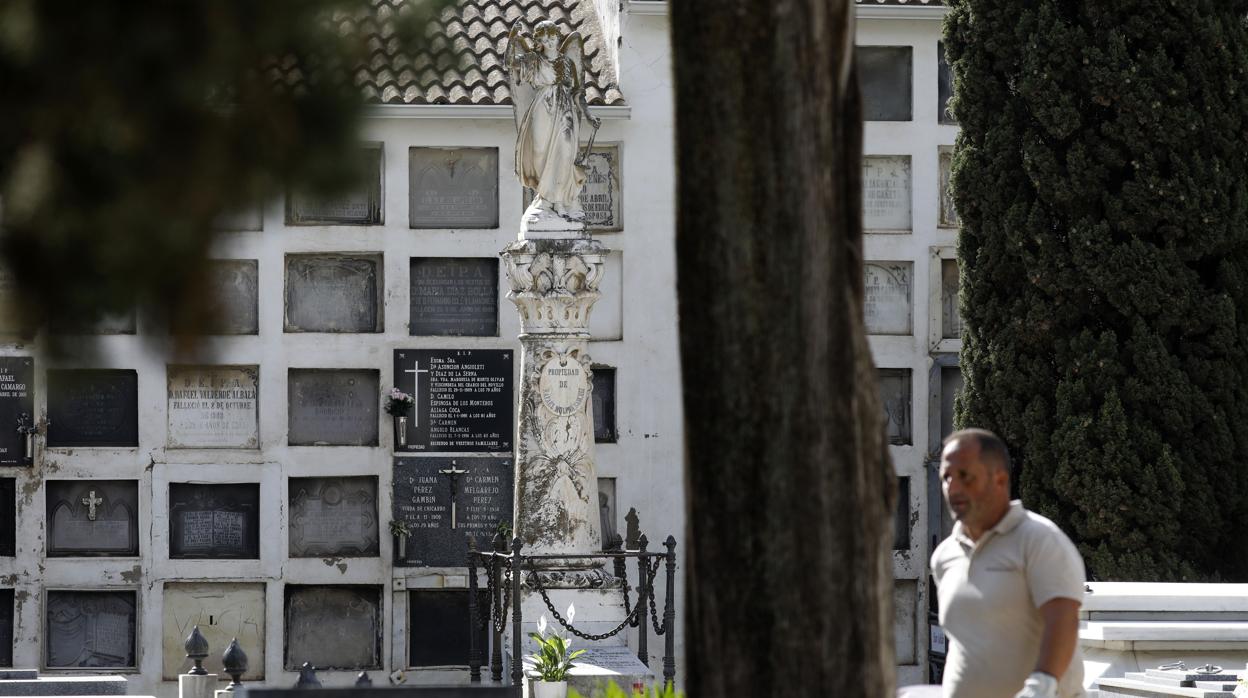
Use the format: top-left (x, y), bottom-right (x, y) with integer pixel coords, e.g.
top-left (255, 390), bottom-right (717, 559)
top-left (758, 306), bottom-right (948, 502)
top-left (943, 428), bottom-right (1011, 479)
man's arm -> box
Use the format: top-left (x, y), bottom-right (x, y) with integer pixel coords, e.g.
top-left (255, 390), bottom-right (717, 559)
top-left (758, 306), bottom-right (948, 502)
top-left (1034, 597), bottom-right (1080, 678)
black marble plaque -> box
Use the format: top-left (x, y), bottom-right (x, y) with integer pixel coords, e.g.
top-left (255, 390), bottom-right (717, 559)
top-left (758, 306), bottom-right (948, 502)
top-left (878, 368), bottom-right (912, 446)
top-left (289, 477), bottom-right (379, 557)
top-left (938, 42), bottom-right (956, 125)
top-left (591, 366), bottom-right (616, 443)
top-left (287, 369), bottom-right (380, 446)
top-left (408, 590), bottom-right (488, 667)
top-left (46, 480), bottom-right (139, 557)
top-left (169, 483), bottom-right (260, 559)
top-left (284, 586), bottom-right (381, 670)
top-left (393, 456), bottom-right (512, 567)
top-left (47, 370), bottom-right (138, 448)
top-left (198, 260), bottom-right (259, 335)
top-left (0, 479), bottom-right (13, 557)
top-left (409, 258), bottom-right (499, 337)
top-left (286, 146), bottom-right (383, 225)
top-left (0, 589), bottom-right (12, 667)
top-left (285, 255), bottom-right (382, 333)
top-left (393, 349), bottom-right (512, 453)
top-left (46, 590), bottom-right (136, 668)
top-left (408, 147), bottom-right (499, 229)
top-left (0, 358), bottom-right (33, 465)
top-left (858, 46), bottom-right (912, 122)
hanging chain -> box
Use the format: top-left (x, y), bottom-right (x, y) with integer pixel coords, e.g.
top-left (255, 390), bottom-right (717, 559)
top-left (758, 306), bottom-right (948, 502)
top-left (490, 556), bottom-right (513, 636)
top-left (642, 558), bottom-right (668, 635)
top-left (529, 566), bottom-right (645, 641)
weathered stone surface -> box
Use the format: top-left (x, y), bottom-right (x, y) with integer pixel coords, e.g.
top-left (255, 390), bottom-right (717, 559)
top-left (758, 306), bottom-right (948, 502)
top-left (940, 259), bottom-right (962, 339)
top-left (393, 349), bottom-right (512, 453)
top-left (877, 368), bottom-right (911, 446)
top-left (283, 586), bottom-right (382, 670)
top-left (286, 147), bottom-right (382, 225)
top-left (864, 262), bottom-right (912, 335)
top-left (939, 146), bottom-right (960, 228)
top-left (46, 370), bottom-right (138, 448)
top-left (46, 480), bottom-right (139, 557)
top-left (408, 257), bottom-right (499, 337)
top-left (0, 357), bottom-right (34, 464)
top-left (523, 145), bottom-right (623, 232)
top-left (162, 583), bottom-right (265, 680)
top-left (287, 369), bottom-right (379, 446)
top-left (284, 255), bottom-right (382, 333)
top-left (862, 155), bottom-right (912, 232)
top-left (289, 476), bottom-right (379, 557)
top-left (408, 147), bottom-right (499, 229)
top-left (938, 43), bottom-right (956, 125)
top-left (45, 591), bottom-right (136, 668)
top-left (0, 675), bottom-right (129, 695)
top-left (858, 46), bottom-right (913, 121)
top-left (167, 366), bottom-right (259, 449)
top-left (392, 456), bottom-right (511, 567)
top-left (201, 260), bottom-right (259, 335)
top-left (168, 483), bottom-right (260, 559)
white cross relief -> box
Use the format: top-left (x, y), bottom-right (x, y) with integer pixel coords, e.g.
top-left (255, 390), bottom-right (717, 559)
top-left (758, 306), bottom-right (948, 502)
top-left (438, 464), bottom-right (469, 529)
top-left (82, 490), bottom-right (102, 521)
top-left (404, 360), bottom-right (430, 428)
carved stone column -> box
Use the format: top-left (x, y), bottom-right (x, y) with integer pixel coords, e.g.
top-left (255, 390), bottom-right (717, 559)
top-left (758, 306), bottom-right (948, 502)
top-left (502, 235), bottom-right (607, 560)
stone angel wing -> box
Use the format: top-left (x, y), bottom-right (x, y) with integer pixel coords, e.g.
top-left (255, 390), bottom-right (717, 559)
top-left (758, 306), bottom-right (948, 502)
top-left (506, 23), bottom-right (538, 134)
top-left (560, 31), bottom-right (586, 89)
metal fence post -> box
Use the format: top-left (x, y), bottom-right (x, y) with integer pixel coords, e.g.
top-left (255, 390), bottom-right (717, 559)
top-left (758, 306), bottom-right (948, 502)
top-left (510, 537), bottom-right (524, 693)
top-left (635, 534), bottom-right (649, 667)
top-left (468, 536), bottom-right (482, 682)
top-left (663, 536), bottom-right (677, 690)
top-left (491, 532), bottom-right (505, 682)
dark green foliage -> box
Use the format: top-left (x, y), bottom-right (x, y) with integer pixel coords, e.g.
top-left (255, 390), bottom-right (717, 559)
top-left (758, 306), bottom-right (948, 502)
top-left (0, 0), bottom-right (448, 344)
top-left (946, 1), bottom-right (1248, 581)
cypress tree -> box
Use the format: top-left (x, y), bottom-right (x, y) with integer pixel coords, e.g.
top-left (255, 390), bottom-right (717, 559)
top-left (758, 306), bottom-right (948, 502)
top-left (946, 1), bottom-right (1248, 581)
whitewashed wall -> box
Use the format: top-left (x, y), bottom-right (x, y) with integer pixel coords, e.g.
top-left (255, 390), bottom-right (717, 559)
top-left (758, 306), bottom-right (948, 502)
top-left (0, 3), bottom-right (682, 696)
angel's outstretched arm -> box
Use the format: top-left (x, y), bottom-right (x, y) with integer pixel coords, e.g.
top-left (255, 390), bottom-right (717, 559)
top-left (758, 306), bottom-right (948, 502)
top-left (506, 24), bottom-right (533, 73)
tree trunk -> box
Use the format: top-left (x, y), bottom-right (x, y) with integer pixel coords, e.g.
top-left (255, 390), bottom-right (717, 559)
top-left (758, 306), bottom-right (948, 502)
top-left (671, 2), bottom-right (896, 696)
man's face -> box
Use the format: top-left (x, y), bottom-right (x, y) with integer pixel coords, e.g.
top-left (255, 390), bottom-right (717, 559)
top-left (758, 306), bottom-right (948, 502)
top-left (940, 437), bottom-right (1007, 531)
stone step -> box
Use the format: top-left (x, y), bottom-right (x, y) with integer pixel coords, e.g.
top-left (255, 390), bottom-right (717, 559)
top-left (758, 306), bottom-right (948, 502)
top-left (1097, 676), bottom-right (1238, 697)
top-left (0, 675), bottom-right (128, 696)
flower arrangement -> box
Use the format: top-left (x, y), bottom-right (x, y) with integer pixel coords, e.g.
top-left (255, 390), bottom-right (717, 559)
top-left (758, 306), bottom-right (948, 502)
top-left (528, 610), bottom-right (585, 683)
top-left (384, 388), bottom-right (414, 417)
top-left (389, 520), bottom-right (412, 539)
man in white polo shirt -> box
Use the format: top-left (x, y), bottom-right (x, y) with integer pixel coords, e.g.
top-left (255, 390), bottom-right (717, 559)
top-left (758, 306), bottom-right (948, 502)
top-left (931, 428), bottom-right (1086, 698)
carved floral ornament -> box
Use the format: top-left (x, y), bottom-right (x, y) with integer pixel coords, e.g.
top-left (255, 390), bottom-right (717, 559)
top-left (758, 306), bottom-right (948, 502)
top-left (504, 249), bottom-right (606, 333)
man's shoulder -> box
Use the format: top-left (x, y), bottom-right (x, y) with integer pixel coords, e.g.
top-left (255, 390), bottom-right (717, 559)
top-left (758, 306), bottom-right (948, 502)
top-left (1018, 509), bottom-right (1075, 543)
top-left (931, 533), bottom-right (964, 566)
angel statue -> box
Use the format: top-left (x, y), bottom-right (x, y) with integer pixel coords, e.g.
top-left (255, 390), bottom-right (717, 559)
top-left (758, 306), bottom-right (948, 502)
top-left (507, 20), bottom-right (602, 224)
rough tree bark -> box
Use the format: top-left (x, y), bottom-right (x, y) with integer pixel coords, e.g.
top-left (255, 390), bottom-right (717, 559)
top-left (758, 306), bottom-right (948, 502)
top-left (671, 2), bottom-right (896, 696)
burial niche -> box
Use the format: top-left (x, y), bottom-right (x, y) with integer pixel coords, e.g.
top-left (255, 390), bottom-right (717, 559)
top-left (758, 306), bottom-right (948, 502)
top-left (46, 480), bottom-right (139, 557)
top-left (287, 369), bottom-right (380, 446)
top-left (161, 582), bottom-right (265, 680)
top-left (287, 145), bottom-right (383, 225)
top-left (407, 590), bottom-right (488, 667)
top-left (45, 590), bottom-right (136, 669)
top-left (288, 477), bottom-right (379, 557)
top-left (408, 257), bottom-right (499, 337)
top-left (284, 586), bottom-right (382, 670)
top-left (284, 254), bottom-right (382, 333)
top-left (167, 365), bottom-right (259, 449)
top-left (46, 370), bottom-right (138, 448)
top-left (168, 483), bottom-right (260, 559)
top-left (408, 147), bottom-right (499, 229)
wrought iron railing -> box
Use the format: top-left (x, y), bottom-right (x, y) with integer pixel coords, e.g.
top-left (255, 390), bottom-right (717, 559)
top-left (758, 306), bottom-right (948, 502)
top-left (467, 533), bottom-right (677, 691)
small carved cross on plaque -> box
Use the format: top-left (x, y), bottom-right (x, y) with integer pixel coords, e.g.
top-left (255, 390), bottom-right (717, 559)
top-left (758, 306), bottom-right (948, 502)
top-left (438, 464), bottom-right (469, 529)
top-left (82, 490), bottom-right (103, 521)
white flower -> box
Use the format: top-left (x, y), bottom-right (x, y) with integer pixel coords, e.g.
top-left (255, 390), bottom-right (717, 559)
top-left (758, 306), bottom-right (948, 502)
top-left (566, 603), bottom-right (576, 623)
top-left (537, 614), bottom-right (548, 636)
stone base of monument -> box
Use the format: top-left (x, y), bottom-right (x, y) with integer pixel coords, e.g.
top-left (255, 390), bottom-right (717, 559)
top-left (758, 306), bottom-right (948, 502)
top-left (1096, 667), bottom-right (1246, 697)
top-left (519, 201), bottom-right (588, 240)
top-left (0, 674), bottom-right (128, 696)
top-left (1080, 582), bottom-right (1248, 694)
top-left (178, 673), bottom-right (218, 698)
top-left (503, 647), bottom-right (654, 698)
top-left (515, 585), bottom-right (633, 647)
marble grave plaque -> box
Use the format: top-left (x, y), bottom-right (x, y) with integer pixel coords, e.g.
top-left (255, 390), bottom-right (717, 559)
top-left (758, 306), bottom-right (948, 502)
top-left (0, 589), bottom-right (12, 667)
top-left (287, 369), bottom-right (380, 446)
top-left (0, 357), bottom-right (33, 465)
top-left (0, 479), bottom-right (13, 557)
top-left (941, 259), bottom-right (963, 339)
top-left (167, 366), bottom-right (259, 449)
top-left (592, 366), bottom-right (616, 443)
top-left (522, 145), bottom-right (622, 232)
top-left (169, 483), bottom-right (260, 559)
top-left (863, 156), bottom-right (912, 232)
top-left (939, 147), bottom-right (960, 228)
top-left (162, 582), bottom-right (265, 680)
top-left (864, 263), bottom-right (912, 335)
top-left (939, 42), bottom-right (956, 125)
top-left (47, 480), bottom-right (139, 557)
top-left (284, 586), bottom-right (381, 670)
top-left (289, 476), bottom-right (379, 557)
top-left (877, 369), bottom-right (912, 446)
top-left (407, 590), bottom-right (488, 667)
top-left (408, 147), bottom-right (499, 229)
top-left (394, 349), bottom-right (513, 453)
top-left (183, 260), bottom-right (259, 335)
top-left (392, 456), bottom-right (513, 567)
top-left (287, 146), bottom-right (382, 225)
top-left (858, 46), bottom-right (912, 121)
top-left (46, 590), bottom-right (136, 668)
top-left (285, 254), bottom-right (381, 333)
top-left (47, 370), bottom-right (138, 447)
top-left (409, 258), bottom-right (498, 337)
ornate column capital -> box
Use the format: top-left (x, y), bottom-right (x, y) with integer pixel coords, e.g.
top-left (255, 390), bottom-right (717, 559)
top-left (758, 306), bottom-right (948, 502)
top-left (501, 238), bottom-right (608, 336)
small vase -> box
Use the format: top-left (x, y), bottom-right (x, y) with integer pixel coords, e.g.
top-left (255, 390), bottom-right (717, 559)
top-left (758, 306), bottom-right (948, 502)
top-left (395, 533), bottom-right (408, 562)
top-left (395, 415), bottom-right (408, 448)
top-left (533, 680), bottom-right (568, 698)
